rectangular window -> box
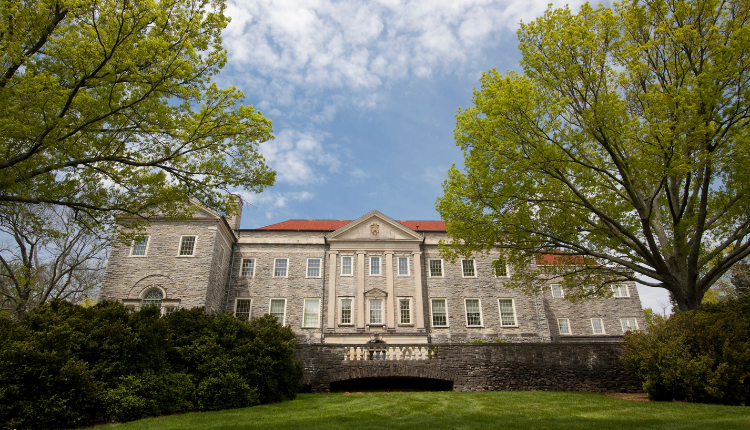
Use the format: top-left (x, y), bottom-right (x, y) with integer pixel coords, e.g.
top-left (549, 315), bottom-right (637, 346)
top-left (163, 306), bottom-right (176, 316)
top-left (558, 318), bottom-right (571, 335)
top-left (369, 300), bottom-right (383, 324)
top-left (494, 259), bottom-right (508, 277)
top-left (235, 299), bottom-right (251, 320)
top-left (130, 236), bottom-right (149, 256)
top-left (462, 260), bottom-right (476, 277)
top-left (370, 256), bottom-right (381, 275)
top-left (465, 299), bottom-right (482, 326)
top-left (591, 318), bottom-right (605, 334)
top-left (341, 256), bottom-right (353, 275)
top-left (399, 299), bottom-right (411, 324)
top-left (620, 318), bottom-right (638, 332)
top-left (303, 299), bottom-right (320, 327)
top-left (498, 299), bottom-right (517, 326)
top-left (241, 259), bottom-right (255, 277)
top-left (431, 299), bottom-right (448, 327)
top-left (398, 257), bottom-right (409, 275)
top-left (179, 235), bottom-right (196, 256)
top-left (340, 299), bottom-right (352, 324)
top-left (551, 284), bottom-right (564, 298)
top-left (612, 285), bottom-right (630, 297)
top-left (273, 259), bottom-right (288, 277)
top-left (307, 258), bottom-right (321, 277)
top-left (269, 299), bottom-right (286, 325)
top-left (429, 259), bottom-right (443, 277)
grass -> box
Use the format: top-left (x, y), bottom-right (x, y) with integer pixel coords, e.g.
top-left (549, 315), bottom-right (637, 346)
top-left (90, 391), bottom-right (750, 430)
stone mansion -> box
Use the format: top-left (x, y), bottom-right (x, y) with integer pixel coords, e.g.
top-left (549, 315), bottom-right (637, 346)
top-left (100, 199), bottom-right (646, 344)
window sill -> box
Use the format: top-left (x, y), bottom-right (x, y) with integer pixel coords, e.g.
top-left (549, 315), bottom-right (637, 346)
top-left (338, 324), bottom-right (354, 327)
top-left (500, 325), bottom-right (519, 328)
top-left (176, 255), bottom-right (196, 258)
top-left (128, 255), bottom-right (148, 258)
top-left (432, 326), bottom-right (450, 329)
top-left (305, 276), bottom-right (322, 279)
top-left (340, 274), bottom-right (354, 277)
top-left (367, 324), bottom-right (385, 327)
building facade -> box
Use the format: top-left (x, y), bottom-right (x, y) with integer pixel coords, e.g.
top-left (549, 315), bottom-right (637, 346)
top-left (100, 202), bottom-right (646, 344)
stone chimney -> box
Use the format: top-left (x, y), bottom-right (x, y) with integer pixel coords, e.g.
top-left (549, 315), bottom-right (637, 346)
top-left (226, 194), bottom-right (243, 232)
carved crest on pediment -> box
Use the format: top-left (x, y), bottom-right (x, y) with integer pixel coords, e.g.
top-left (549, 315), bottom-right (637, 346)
top-left (370, 223), bottom-right (379, 236)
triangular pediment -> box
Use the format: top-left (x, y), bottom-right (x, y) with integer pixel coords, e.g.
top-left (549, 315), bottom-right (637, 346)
top-left (364, 288), bottom-right (387, 297)
top-left (326, 210), bottom-right (423, 242)
top-left (187, 198), bottom-right (223, 220)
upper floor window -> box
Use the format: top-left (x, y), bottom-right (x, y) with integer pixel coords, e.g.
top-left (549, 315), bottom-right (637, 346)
top-left (341, 256), bottom-right (353, 276)
top-left (591, 318), bottom-right (605, 334)
top-left (431, 299), bottom-right (448, 327)
top-left (130, 236), bottom-right (150, 256)
top-left (399, 299), bottom-right (411, 324)
top-left (612, 285), bottom-right (629, 297)
top-left (370, 256), bottom-right (381, 275)
top-left (551, 284), bottom-right (564, 298)
top-left (498, 299), bottom-right (517, 326)
top-left (179, 235), bottom-right (196, 256)
top-left (241, 259), bottom-right (255, 277)
top-left (142, 289), bottom-right (163, 308)
top-left (462, 259), bottom-right (476, 277)
top-left (270, 299), bottom-right (286, 325)
top-left (235, 298), bottom-right (251, 320)
top-left (274, 258), bottom-right (288, 277)
top-left (398, 257), bottom-right (409, 275)
top-left (558, 318), bottom-right (571, 335)
top-left (493, 259), bottom-right (508, 277)
top-left (340, 298), bottom-right (352, 324)
top-left (307, 258), bottom-right (321, 277)
top-left (428, 259), bottom-right (443, 277)
top-left (465, 299), bottom-right (482, 326)
top-left (302, 299), bottom-right (320, 327)
top-left (620, 318), bottom-right (638, 332)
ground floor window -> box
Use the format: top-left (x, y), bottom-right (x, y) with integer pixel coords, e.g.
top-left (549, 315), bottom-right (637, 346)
top-left (399, 299), bottom-right (411, 324)
top-left (465, 299), bottom-right (482, 326)
top-left (340, 299), bottom-right (352, 324)
top-left (498, 299), bottom-right (516, 326)
top-left (270, 299), bottom-right (286, 325)
top-left (591, 318), bottom-right (604, 334)
top-left (369, 300), bottom-right (383, 324)
top-left (558, 318), bottom-right (571, 335)
top-left (620, 318), bottom-right (638, 332)
top-left (142, 289), bottom-right (163, 308)
top-left (431, 299), bottom-right (448, 327)
top-left (303, 299), bottom-right (320, 327)
top-left (235, 298), bottom-right (251, 320)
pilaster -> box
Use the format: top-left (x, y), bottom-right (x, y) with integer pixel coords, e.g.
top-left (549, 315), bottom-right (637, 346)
top-left (327, 251), bottom-right (337, 330)
top-left (385, 251), bottom-right (394, 329)
top-left (356, 251), bottom-right (366, 329)
top-left (413, 251), bottom-right (425, 330)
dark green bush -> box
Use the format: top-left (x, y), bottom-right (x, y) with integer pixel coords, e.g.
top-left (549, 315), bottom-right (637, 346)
top-left (623, 295), bottom-right (750, 405)
top-left (0, 301), bottom-right (303, 429)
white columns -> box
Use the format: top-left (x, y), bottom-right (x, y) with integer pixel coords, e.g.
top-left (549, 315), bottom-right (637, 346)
top-left (357, 251), bottom-right (366, 329)
top-left (385, 251), bottom-right (394, 328)
top-left (327, 251), bottom-right (337, 329)
top-left (413, 251), bottom-right (425, 330)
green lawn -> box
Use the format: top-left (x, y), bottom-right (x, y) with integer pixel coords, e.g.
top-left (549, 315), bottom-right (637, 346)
top-left (90, 391), bottom-right (750, 430)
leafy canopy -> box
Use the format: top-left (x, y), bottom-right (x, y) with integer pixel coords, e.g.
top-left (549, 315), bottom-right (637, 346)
top-left (437, 0), bottom-right (750, 311)
top-left (0, 0), bottom-right (275, 224)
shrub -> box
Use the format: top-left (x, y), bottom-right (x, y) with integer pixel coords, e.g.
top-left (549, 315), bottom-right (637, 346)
top-left (623, 295), bottom-right (750, 405)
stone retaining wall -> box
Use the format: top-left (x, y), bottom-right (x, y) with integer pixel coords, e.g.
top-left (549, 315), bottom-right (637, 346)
top-left (295, 343), bottom-right (641, 393)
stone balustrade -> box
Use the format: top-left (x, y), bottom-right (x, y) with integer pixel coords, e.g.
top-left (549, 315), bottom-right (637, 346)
top-left (344, 345), bottom-right (435, 361)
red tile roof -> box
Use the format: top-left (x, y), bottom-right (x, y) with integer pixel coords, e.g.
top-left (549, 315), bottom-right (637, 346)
top-left (536, 253), bottom-right (599, 266)
top-left (254, 219), bottom-right (446, 232)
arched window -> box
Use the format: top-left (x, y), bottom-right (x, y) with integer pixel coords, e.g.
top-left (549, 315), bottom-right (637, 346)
top-left (142, 289), bottom-right (163, 308)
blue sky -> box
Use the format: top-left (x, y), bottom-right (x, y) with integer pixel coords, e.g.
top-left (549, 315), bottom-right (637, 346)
top-left (216, 0), bottom-right (669, 312)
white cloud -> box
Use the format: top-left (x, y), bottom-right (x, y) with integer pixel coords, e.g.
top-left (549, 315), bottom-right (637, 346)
top-left (258, 129), bottom-right (340, 185)
top-left (237, 190), bottom-right (316, 222)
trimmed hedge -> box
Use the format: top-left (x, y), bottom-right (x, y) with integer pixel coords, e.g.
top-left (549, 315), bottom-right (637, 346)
top-left (623, 295), bottom-right (750, 405)
top-left (0, 301), bottom-right (303, 429)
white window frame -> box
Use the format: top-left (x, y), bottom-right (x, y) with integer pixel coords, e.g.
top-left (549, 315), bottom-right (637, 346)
top-left (302, 298), bottom-right (321, 328)
top-left (240, 258), bottom-right (256, 277)
top-left (269, 298), bottom-right (287, 325)
top-left (368, 299), bottom-right (383, 325)
top-left (557, 318), bottom-right (571, 335)
top-left (430, 298), bottom-right (449, 327)
top-left (306, 258), bottom-right (322, 278)
top-left (464, 298), bottom-right (483, 327)
top-left (591, 318), bottom-right (605, 335)
top-left (340, 256), bottom-right (353, 276)
top-left (339, 297), bottom-right (353, 325)
top-left (234, 298), bottom-right (252, 320)
top-left (620, 318), bottom-right (639, 333)
top-left (493, 259), bottom-right (509, 278)
top-left (550, 284), bottom-right (564, 298)
top-left (397, 256), bottom-right (410, 276)
top-left (129, 235), bottom-right (150, 257)
top-left (427, 259), bottom-right (444, 277)
top-left (461, 259), bottom-right (477, 278)
top-left (177, 235), bottom-right (197, 257)
top-left (398, 297), bottom-right (412, 325)
top-left (273, 258), bottom-right (289, 278)
top-left (612, 284), bottom-right (630, 297)
top-left (369, 256), bottom-right (381, 276)
top-left (497, 298), bottom-right (518, 327)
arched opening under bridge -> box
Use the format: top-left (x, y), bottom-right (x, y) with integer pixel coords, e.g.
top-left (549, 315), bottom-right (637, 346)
top-left (329, 377), bottom-right (454, 392)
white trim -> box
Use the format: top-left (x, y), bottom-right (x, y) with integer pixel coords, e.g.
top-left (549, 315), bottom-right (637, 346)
top-left (550, 284), bottom-right (564, 298)
top-left (306, 258), bottom-right (322, 278)
top-left (301, 298), bottom-right (321, 328)
top-left (340, 255), bottom-right (353, 276)
top-left (612, 284), bottom-right (630, 298)
top-left (557, 318), bottom-right (571, 335)
top-left (460, 259), bottom-right (477, 278)
top-left (272, 258), bottom-right (289, 278)
top-left (430, 298), bottom-right (449, 327)
top-left (427, 259), bottom-right (444, 278)
top-left (129, 235), bottom-right (151, 257)
top-left (497, 298), bottom-right (518, 327)
top-left (240, 258), bottom-right (256, 277)
top-left (620, 317), bottom-right (639, 332)
top-left (591, 318), bottom-right (605, 334)
top-left (397, 297), bottom-right (413, 325)
top-left (339, 297), bottom-right (354, 325)
top-left (368, 299), bottom-right (384, 325)
top-left (177, 235), bottom-right (197, 257)
top-left (269, 298), bottom-right (287, 325)
top-left (397, 256), bottom-right (410, 276)
top-left (369, 256), bottom-right (381, 276)
top-left (463, 298), bottom-right (483, 327)
top-left (234, 298), bottom-right (252, 319)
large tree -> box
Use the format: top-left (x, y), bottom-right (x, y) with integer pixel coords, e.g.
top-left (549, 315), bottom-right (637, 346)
top-left (0, 0), bottom-right (275, 224)
top-left (437, 0), bottom-right (750, 311)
